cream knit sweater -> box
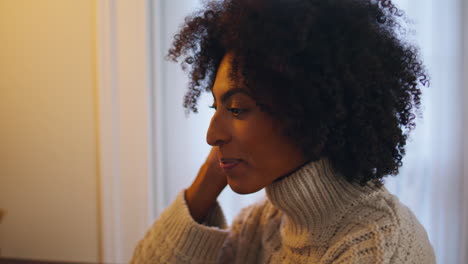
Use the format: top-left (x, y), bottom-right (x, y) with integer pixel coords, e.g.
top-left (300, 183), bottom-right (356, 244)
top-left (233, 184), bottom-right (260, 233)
top-left (130, 158), bottom-right (436, 263)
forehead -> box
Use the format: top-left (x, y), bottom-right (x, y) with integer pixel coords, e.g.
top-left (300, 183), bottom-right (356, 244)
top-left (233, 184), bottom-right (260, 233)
top-left (212, 53), bottom-right (235, 90)
top-left (211, 52), bottom-right (250, 98)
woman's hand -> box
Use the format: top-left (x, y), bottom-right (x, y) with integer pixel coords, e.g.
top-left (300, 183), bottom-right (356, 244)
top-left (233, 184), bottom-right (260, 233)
top-left (185, 147), bottom-right (228, 223)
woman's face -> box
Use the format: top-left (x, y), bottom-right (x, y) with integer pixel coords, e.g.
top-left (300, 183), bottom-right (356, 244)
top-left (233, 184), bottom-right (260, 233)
top-left (207, 52), bottom-right (307, 194)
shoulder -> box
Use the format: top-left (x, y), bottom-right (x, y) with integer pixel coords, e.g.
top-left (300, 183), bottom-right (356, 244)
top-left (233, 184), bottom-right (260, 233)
top-left (320, 189), bottom-right (435, 263)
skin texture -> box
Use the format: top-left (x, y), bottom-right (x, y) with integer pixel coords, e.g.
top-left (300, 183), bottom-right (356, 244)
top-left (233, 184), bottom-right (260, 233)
top-left (185, 52), bottom-right (307, 222)
top-left (207, 52), bottom-right (307, 194)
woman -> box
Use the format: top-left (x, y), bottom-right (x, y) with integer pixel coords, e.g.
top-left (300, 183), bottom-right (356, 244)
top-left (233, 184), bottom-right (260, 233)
top-left (131, 0), bottom-right (436, 263)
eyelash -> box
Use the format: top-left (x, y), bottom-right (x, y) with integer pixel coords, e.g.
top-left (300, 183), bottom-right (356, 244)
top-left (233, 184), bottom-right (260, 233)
top-left (209, 105), bottom-right (246, 116)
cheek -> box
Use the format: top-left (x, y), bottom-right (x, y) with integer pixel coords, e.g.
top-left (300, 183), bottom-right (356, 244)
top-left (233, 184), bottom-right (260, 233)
top-left (235, 119), bottom-right (282, 162)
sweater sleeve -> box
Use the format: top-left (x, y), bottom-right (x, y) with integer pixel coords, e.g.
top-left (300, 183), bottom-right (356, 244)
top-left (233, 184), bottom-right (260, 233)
top-left (130, 189), bottom-right (229, 264)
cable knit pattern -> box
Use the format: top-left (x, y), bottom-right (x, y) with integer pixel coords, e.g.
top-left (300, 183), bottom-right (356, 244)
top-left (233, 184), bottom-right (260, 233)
top-left (130, 158), bottom-right (436, 263)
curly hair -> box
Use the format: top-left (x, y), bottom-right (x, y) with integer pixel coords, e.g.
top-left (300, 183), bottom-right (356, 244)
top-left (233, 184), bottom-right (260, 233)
top-left (167, 0), bottom-right (428, 187)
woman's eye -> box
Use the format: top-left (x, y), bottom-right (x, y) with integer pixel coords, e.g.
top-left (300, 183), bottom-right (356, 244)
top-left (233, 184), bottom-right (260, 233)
top-left (228, 108), bottom-right (245, 116)
top-left (209, 104), bottom-right (246, 117)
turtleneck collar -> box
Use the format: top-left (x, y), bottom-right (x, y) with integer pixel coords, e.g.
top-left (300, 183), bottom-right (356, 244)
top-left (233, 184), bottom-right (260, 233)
top-left (265, 157), bottom-right (384, 247)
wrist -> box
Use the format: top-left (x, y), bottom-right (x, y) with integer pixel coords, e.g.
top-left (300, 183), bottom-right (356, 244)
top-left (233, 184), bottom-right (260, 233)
top-left (185, 161), bottom-right (227, 223)
top-left (185, 185), bottom-right (219, 223)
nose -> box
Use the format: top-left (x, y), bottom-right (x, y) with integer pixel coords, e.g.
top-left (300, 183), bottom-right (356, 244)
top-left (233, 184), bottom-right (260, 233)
top-left (206, 112), bottom-right (231, 146)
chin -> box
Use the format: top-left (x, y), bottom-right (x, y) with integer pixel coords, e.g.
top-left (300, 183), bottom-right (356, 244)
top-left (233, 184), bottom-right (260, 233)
top-left (228, 181), bottom-right (263, 195)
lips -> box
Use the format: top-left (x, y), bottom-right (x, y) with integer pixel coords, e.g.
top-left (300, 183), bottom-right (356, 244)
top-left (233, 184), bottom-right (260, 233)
top-left (219, 158), bottom-right (242, 170)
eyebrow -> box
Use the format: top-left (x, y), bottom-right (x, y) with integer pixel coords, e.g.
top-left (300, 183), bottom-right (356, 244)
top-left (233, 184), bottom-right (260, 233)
top-left (212, 88), bottom-right (253, 104)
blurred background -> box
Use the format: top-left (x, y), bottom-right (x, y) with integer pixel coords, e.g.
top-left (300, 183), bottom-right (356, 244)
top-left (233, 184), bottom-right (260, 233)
top-left (0, 0), bottom-right (466, 263)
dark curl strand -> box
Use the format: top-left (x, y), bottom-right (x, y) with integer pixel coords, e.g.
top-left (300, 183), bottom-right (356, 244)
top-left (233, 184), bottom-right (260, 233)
top-left (167, 0), bottom-right (429, 187)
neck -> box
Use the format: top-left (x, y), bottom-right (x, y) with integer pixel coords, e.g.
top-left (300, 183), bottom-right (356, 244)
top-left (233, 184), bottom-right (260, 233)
top-left (265, 157), bottom-right (383, 247)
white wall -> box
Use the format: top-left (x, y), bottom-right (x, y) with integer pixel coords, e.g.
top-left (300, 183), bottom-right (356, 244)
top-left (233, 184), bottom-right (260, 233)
top-left (96, 0), bottom-right (154, 262)
top-left (0, 0), bottom-right (100, 262)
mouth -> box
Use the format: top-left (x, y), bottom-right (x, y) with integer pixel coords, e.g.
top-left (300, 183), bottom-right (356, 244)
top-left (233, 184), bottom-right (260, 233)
top-left (219, 158), bottom-right (242, 170)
